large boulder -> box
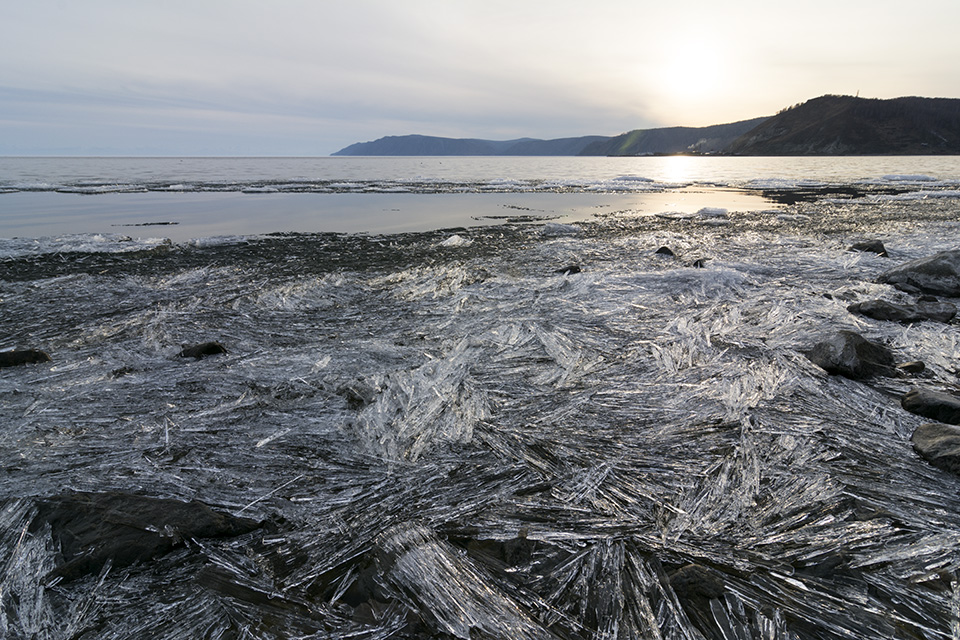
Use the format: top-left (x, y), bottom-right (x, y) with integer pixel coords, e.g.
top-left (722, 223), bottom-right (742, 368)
top-left (0, 349), bottom-right (51, 368)
top-left (847, 298), bottom-right (957, 323)
top-left (912, 423), bottom-right (960, 474)
top-left (878, 249), bottom-right (960, 297)
top-left (30, 491), bottom-right (261, 582)
top-left (805, 331), bottom-right (896, 379)
top-left (901, 387), bottom-right (960, 425)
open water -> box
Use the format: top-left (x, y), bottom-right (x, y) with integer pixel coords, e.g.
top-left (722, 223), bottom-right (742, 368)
top-left (2, 156), bottom-right (960, 639)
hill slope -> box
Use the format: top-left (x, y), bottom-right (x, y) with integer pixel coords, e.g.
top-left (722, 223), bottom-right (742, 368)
top-left (331, 120), bottom-right (769, 157)
top-left (332, 95), bottom-right (960, 156)
top-left (726, 95), bottom-right (960, 155)
top-left (332, 134), bottom-right (610, 156)
top-left (578, 117), bottom-right (769, 156)
top-left (332, 135), bottom-right (525, 156)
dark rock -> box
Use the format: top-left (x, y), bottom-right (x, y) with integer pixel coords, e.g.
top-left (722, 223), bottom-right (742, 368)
top-left (691, 258), bottom-right (708, 269)
top-left (30, 491), bottom-right (261, 582)
top-left (912, 423), bottom-right (960, 474)
top-left (793, 552), bottom-right (849, 578)
top-left (196, 564), bottom-right (326, 635)
top-left (762, 185), bottom-right (873, 205)
top-left (297, 549), bottom-right (386, 605)
top-left (878, 249), bottom-right (960, 297)
top-left (341, 561), bottom-right (384, 607)
top-left (669, 563), bottom-right (725, 600)
top-left (338, 379), bottom-right (380, 410)
top-left (655, 246), bottom-right (676, 257)
top-left (901, 387), bottom-right (960, 425)
top-left (466, 536), bottom-right (537, 569)
top-left (669, 564), bottom-right (726, 640)
top-left (178, 341), bottom-right (227, 359)
top-left (897, 361), bottom-right (926, 375)
top-left (914, 299), bottom-right (956, 322)
top-left (846, 298), bottom-right (956, 323)
top-left (850, 240), bottom-right (887, 256)
top-left (805, 331), bottom-right (896, 379)
top-left (554, 264), bottom-right (581, 275)
top-left (0, 349), bottom-right (51, 368)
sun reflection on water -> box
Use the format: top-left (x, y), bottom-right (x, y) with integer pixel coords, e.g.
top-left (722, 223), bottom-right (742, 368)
top-left (659, 155), bottom-right (699, 185)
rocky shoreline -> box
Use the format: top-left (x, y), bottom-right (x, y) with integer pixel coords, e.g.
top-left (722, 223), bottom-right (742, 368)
top-left (2, 195), bottom-right (960, 638)
top-left (4, 245), bottom-right (960, 638)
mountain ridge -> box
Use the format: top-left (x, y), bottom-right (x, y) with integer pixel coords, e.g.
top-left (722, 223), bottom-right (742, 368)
top-left (726, 95), bottom-right (960, 155)
top-left (332, 95), bottom-right (960, 156)
top-left (331, 134), bottom-right (612, 156)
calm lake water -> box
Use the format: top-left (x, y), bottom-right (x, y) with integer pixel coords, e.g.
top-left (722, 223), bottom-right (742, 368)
top-left (2, 155), bottom-right (960, 240)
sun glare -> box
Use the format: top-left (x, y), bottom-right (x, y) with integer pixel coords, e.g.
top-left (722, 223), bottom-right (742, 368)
top-left (659, 154), bottom-right (698, 184)
top-left (656, 40), bottom-right (725, 103)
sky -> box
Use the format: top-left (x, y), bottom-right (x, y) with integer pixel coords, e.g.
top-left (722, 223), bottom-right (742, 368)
top-left (3, 0), bottom-right (959, 156)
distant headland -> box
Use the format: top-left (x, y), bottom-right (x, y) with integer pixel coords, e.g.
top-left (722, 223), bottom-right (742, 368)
top-left (332, 95), bottom-right (960, 157)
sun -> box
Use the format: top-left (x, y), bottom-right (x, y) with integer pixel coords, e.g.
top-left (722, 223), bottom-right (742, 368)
top-left (655, 40), bottom-right (726, 103)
